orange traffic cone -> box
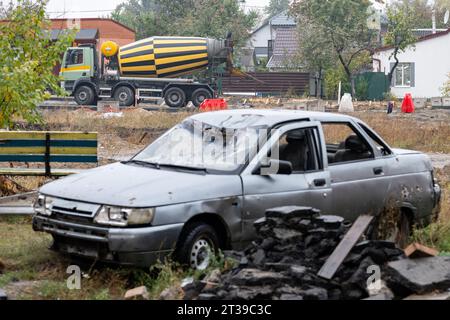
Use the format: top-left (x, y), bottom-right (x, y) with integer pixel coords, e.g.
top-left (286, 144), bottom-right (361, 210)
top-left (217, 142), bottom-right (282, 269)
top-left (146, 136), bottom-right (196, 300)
top-left (401, 93), bottom-right (415, 113)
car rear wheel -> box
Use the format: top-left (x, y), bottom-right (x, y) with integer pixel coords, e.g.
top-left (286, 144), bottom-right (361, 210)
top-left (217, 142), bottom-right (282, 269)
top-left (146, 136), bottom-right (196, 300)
top-left (175, 222), bottom-right (220, 271)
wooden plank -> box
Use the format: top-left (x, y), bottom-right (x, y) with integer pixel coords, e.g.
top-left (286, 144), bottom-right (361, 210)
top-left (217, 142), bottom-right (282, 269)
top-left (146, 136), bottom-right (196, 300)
top-left (0, 155), bottom-right (98, 163)
top-left (0, 131), bottom-right (97, 140)
top-left (0, 168), bottom-right (85, 176)
top-left (0, 140), bottom-right (97, 148)
top-left (0, 147), bottom-right (97, 155)
top-left (404, 243), bottom-right (439, 259)
top-left (317, 215), bottom-right (374, 280)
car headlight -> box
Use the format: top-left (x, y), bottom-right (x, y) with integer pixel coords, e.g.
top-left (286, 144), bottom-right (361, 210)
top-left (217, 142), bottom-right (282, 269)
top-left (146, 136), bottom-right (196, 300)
top-left (34, 195), bottom-right (56, 216)
top-left (94, 206), bottom-right (155, 227)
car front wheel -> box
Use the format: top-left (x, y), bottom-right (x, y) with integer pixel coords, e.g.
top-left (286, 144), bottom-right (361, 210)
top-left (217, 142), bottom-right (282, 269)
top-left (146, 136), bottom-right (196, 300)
top-left (175, 222), bottom-right (220, 271)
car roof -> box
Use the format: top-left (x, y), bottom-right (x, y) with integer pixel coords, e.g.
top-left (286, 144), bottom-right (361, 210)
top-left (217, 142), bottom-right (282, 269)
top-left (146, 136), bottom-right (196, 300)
top-left (190, 109), bottom-right (360, 128)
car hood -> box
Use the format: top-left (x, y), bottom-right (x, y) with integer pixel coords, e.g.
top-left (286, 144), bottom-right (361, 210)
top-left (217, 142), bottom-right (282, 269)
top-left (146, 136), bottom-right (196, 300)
top-left (40, 162), bottom-right (243, 207)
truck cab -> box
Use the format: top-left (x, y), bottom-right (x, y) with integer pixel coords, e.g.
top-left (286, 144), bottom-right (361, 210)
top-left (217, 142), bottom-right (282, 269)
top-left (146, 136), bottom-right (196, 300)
top-left (60, 45), bottom-right (98, 96)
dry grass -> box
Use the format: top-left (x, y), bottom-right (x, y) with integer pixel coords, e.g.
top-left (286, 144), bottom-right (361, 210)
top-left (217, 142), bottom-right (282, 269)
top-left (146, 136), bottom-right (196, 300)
top-left (40, 109), bottom-right (190, 132)
top-left (413, 166), bottom-right (450, 254)
top-left (355, 112), bottom-right (450, 154)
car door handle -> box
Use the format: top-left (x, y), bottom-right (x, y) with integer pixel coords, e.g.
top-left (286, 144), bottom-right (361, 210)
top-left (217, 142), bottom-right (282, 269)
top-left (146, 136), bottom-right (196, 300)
top-left (373, 167), bottom-right (384, 175)
top-left (314, 179), bottom-right (326, 187)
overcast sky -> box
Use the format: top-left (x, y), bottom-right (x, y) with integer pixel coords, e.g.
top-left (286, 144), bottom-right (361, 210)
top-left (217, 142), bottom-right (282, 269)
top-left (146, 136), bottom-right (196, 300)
top-left (46, 0), bottom-right (270, 18)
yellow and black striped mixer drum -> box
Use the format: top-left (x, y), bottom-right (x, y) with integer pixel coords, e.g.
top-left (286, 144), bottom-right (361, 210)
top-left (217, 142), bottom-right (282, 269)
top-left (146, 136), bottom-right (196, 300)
top-left (117, 37), bottom-right (226, 78)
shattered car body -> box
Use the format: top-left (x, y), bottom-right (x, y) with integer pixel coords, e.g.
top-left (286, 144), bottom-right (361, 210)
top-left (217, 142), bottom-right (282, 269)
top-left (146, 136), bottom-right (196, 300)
top-left (33, 110), bottom-right (441, 268)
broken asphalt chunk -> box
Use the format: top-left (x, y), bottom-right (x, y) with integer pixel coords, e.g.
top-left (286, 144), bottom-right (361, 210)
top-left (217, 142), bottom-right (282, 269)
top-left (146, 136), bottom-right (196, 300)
top-left (386, 256), bottom-right (450, 294)
top-left (265, 206), bottom-right (320, 219)
top-left (230, 268), bottom-right (289, 286)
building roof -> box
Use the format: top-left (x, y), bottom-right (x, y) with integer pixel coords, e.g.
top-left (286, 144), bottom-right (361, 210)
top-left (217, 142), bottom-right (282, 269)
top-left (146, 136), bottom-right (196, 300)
top-left (50, 18), bottom-right (135, 34)
top-left (270, 11), bottom-right (296, 27)
top-left (50, 28), bottom-right (99, 41)
top-left (376, 27), bottom-right (450, 52)
top-left (251, 10), bottom-right (296, 34)
top-left (412, 28), bottom-right (448, 38)
top-left (266, 27), bottom-right (299, 69)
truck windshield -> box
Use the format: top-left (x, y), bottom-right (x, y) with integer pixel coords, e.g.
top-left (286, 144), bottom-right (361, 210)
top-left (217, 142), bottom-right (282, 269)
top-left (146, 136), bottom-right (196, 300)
top-left (132, 118), bottom-right (265, 173)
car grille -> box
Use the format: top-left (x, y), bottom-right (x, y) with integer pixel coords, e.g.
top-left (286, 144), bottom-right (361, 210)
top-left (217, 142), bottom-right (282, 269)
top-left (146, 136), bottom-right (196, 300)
top-left (50, 198), bottom-right (101, 220)
top-left (52, 205), bottom-right (93, 217)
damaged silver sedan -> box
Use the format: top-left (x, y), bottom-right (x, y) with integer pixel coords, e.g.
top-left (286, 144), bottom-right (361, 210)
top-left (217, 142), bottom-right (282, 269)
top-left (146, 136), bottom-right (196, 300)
top-left (33, 110), bottom-right (441, 269)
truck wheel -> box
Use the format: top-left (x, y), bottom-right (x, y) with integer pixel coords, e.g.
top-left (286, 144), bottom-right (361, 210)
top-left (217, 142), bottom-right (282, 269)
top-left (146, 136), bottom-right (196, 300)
top-left (114, 86), bottom-right (135, 107)
top-left (164, 87), bottom-right (186, 108)
top-left (191, 88), bottom-right (212, 108)
top-left (74, 86), bottom-right (96, 106)
top-left (174, 222), bottom-right (220, 271)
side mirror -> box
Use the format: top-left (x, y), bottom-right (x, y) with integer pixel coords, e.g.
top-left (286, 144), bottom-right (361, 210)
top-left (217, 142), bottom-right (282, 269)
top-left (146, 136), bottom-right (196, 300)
top-left (253, 159), bottom-right (293, 175)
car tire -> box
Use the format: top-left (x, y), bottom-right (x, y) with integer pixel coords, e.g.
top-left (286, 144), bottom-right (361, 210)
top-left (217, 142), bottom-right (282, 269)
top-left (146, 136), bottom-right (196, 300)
top-left (164, 87), bottom-right (186, 108)
top-left (174, 222), bottom-right (220, 271)
top-left (74, 86), bottom-right (96, 106)
top-left (114, 86), bottom-right (135, 107)
top-left (370, 208), bottom-right (412, 249)
top-left (191, 88), bottom-right (212, 108)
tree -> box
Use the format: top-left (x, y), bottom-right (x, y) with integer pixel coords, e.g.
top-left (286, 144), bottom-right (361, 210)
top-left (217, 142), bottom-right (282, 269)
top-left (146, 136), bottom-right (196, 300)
top-left (295, 18), bottom-right (337, 97)
top-left (393, 0), bottom-right (450, 29)
top-left (291, 0), bottom-right (377, 96)
top-left (0, 0), bottom-right (74, 128)
top-left (112, 0), bottom-right (258, 47)
top-left (265, 0), bottom-right (290, 18)
top-left (384, 5), bottom-right (417, 84)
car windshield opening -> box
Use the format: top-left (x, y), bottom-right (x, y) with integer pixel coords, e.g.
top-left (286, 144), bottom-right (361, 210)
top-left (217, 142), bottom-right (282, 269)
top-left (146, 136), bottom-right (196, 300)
top-left (132, 117), bottom-right (266, 173)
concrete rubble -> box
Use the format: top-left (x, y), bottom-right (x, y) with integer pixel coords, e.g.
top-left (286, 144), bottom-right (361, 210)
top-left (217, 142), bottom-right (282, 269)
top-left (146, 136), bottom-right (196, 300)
top-left (124, 286), bottom-right (149, 300)
top-left (182, 207), bottom-right (450, 300)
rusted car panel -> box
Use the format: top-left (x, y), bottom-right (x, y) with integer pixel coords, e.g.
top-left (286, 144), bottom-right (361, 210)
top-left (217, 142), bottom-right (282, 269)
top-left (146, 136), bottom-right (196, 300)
top-left (32, 110), bottom-right (441, 268)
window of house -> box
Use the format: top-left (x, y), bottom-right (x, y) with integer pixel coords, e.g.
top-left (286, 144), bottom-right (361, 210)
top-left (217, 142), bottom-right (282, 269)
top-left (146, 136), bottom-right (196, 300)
top-left (274, 128), bottom-right (322, 173)
top-left (66, 49), bottom-right (84, 65)
top-left (394, 63), bottom-right (414, 87)
top-left (321, 123), bottom-right (374, 164)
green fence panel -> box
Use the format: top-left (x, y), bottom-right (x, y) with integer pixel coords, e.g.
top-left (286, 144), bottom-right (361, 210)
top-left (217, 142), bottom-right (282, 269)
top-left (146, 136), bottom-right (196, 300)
top-left (356, 72), bottom-right (389, 101)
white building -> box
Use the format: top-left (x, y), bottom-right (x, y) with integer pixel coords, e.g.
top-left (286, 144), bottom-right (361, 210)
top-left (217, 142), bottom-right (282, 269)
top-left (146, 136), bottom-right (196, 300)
top-left (373, 28), bottom-right (450, 98)
top-left (247, 11), bottom-right (296, 61)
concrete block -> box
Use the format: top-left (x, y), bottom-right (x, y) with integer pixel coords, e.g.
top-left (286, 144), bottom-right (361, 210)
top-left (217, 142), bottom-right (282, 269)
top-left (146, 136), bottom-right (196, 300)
top-left (413, 98), bottom-right (427, 109)
top-left (431, 97), bottom-right (443, 107)
top-left (442, 97), bottom-right (450, 107)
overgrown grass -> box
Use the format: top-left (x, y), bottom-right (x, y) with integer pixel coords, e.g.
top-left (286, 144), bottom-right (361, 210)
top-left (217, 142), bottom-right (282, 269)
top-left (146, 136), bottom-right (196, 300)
top-left (412, 166), bottom-right (450, 254)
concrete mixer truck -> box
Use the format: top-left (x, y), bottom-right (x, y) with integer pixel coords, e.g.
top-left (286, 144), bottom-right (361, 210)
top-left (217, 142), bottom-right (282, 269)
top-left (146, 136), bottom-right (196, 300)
top-left (59, 35), bottom-right (233, 108)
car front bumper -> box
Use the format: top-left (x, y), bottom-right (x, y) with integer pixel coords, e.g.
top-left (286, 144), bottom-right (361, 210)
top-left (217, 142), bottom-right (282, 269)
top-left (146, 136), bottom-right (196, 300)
top-left (32, 215), bottom-right (184, 267)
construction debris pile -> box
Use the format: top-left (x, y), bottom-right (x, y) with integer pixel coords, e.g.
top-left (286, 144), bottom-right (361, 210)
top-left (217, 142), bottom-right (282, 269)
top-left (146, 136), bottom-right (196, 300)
top-left (183, 207), bottom-right (450, 300)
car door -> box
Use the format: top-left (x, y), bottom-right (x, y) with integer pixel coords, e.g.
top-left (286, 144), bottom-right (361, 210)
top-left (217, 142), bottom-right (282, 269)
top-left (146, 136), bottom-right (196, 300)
top-left (322, 120), bottom-right (389, 221)
top-left (240, 122), bottom-right (332, 242)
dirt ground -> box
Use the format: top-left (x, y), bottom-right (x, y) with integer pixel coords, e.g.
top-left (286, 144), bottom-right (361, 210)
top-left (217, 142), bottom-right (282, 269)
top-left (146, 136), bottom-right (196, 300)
top-left (0, 100), bottom-right (449, 300)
